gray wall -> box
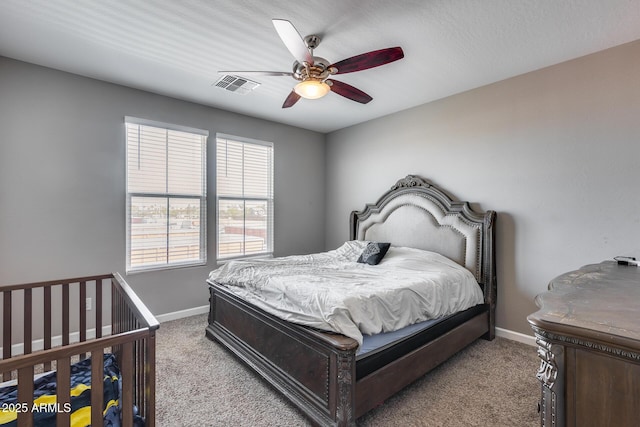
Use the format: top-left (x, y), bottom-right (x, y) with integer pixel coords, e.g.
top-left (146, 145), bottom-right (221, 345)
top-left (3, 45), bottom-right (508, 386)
top-left (3, 39), bottom-right (640, 337)
top-left (325, 40), bottom-right (640, 336)
top-left (0, 57), bottom-right (325, 317)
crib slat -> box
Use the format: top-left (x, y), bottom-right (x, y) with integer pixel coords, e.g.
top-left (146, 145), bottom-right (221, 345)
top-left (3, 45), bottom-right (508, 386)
top-left (24, 288), bottom-right (32, 355)
top-left (112, 285), bottom-right (118, 334)
top-left (136, 339), bottom-right (142, 412)
top-left (121, 341), bottom-right (134, 426)
top-left (80, 281), bottom-right (87, 360)
top-left (17, 365), bottom-right (34, 427)
top-left (2, 291), bottom-right (11, 380)
top-left (118, 285), bottom-right (124, 333)
top-left (62, 283), bottom-right (69, 346)
top-left (111, 285), bottom-right (119, 362)
top-left (91, 349), bottom-right (104, 427)
top-left (56, 356), bottom-right (71, 426)
top-left (96, 279), bottom-right (103, 339)
top-left (146, 333), bottom-right (157, 426)
top-left (44, 286), bottom-right (52, 371)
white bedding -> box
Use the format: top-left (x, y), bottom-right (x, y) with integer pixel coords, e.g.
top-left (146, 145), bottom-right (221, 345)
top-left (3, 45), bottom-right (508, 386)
top-left (207, 241), bottom-right (484, 347)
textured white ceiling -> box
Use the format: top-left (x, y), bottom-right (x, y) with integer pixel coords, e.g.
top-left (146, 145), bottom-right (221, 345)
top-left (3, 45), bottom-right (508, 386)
top-left (1, 0), bottom-right (639, 133)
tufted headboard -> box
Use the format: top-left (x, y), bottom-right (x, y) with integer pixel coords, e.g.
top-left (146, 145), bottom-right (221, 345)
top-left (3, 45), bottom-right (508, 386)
top-left (350, 175), bottom-right (496, 310)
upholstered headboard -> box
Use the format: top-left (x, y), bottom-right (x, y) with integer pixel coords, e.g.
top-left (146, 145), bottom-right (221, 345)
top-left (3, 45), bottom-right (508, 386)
top-left (350, 175), bottom-right (496, 299)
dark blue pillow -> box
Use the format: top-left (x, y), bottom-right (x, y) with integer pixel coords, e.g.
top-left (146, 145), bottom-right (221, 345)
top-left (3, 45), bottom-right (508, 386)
top-left (357, 242), bottom-right (391, 265)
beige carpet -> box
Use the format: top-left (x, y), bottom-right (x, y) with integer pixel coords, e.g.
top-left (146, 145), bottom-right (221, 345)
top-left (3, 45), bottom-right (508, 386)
top-left (156, 314), bottom-right (540, 426)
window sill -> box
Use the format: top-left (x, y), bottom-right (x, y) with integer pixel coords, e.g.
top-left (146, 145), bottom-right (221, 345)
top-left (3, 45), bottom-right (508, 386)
top-left (126, 260), bottom-right (207, 275)
top-left (215, 253), bottom-right (273, 266)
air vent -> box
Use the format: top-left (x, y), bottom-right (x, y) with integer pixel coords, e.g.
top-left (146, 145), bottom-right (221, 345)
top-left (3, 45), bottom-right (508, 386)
top-left (213, 75), bottom-right (260, 95)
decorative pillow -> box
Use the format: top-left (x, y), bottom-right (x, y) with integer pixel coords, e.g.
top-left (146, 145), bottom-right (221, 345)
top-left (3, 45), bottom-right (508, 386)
top-left (334, 240), bottom-right (371, 261)
top-left (357, 242), bottom-right (391, 265)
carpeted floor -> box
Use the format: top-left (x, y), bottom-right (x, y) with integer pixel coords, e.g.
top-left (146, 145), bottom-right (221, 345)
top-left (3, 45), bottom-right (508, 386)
top-left (156, 314), bottom-right (540, 426)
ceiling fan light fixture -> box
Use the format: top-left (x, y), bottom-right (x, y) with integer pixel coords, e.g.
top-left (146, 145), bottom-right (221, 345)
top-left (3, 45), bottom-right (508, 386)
top-left (294, 79), bottom-right (330, 99)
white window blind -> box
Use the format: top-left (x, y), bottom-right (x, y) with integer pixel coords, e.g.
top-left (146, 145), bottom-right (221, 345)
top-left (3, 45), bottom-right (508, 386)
top-left (216, 135), bottom-right (273, 260)
top-left (125, 117), bottom-right (207, 272)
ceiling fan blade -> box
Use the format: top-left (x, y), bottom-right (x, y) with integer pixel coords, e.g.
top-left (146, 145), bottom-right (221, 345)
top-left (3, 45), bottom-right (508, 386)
top-left (328, 79), bottom-right (373, 104)
top-left (282, 91), bottom-right (301, 108)
top-left (330, 47), bottom-right (404, 74)
top-left (272, 19), bottom-right (313, 65)
top-left (218, 71), bottom-right (293, 77)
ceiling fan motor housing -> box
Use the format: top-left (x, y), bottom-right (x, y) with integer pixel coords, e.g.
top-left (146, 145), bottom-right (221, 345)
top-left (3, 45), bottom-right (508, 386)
top-left (292, 57), bottom-right (334, 81)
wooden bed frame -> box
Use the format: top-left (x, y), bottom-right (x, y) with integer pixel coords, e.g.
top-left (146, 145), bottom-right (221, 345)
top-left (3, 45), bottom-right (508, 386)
top-left (206, 175), bottom-right (496, 426)
top-left (0, 273), bottom-right (159, 427)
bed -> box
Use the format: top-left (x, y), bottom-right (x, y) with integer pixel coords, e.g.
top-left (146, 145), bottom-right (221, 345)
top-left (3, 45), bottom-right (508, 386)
top-left (0, 273), bottom-right (159, 427)
top-left (206, 175), bottom-right (496, 426)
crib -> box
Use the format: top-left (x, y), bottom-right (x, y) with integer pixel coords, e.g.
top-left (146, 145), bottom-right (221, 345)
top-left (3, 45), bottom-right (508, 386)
top-left (0, 273), bottom-right (158, 426)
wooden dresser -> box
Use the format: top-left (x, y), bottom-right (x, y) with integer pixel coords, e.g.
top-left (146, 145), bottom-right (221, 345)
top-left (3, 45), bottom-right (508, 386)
top-left (527, 261), bottom-right (640, 427)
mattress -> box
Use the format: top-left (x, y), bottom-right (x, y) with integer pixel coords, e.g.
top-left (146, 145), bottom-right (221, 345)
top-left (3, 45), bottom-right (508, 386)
top-left (208, 241), bottom-right (485, 347)
top-left (355, 304), bottom-right (487, 379)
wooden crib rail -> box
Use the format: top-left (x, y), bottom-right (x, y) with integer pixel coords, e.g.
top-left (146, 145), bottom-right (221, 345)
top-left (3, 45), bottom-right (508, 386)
top-left (0, 274), bottom-right (115, 293)
top-left (111, 272), bottom-right (160, 333)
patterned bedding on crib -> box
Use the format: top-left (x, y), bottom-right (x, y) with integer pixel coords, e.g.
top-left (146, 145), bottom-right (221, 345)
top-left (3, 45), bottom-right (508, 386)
top-left (0, 353), bottom-right (144, 427)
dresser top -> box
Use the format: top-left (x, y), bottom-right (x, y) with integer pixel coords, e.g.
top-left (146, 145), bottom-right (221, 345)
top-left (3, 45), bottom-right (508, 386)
top-left (528, 261), bottom-right (640, 347)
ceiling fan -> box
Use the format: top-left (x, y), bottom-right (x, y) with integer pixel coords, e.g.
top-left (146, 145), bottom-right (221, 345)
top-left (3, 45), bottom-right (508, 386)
top-left (219, 19), bottom-right (404, 108)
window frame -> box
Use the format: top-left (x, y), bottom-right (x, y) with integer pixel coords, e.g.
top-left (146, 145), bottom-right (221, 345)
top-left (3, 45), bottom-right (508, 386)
top-left (125, 116), bottom-right (208, 273)
top-left (216, 133), bottom-right (274, 262)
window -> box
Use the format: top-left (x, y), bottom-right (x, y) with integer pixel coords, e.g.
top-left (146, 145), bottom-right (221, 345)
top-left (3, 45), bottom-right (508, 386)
top-left (216, 134), bottom-right (273, 260)
top-left (125, 117), bottom-right (207, 272)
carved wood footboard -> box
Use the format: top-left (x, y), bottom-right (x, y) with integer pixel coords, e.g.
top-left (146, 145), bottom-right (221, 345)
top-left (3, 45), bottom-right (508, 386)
top-left (206, 284), bottom-right (359, 426)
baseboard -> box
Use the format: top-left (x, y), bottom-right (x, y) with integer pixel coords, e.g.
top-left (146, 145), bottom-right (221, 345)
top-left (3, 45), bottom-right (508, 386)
top-left (496, 327), bottom-right (536, 346)
top-left (2, 326), bottom-right (113, 357)
top-left (2, 306), bottom-right (208, 356)
top-left (155, 305), bottom-right (209, 323)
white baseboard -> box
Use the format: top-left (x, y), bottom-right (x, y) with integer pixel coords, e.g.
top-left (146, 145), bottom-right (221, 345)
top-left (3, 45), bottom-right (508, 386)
top-left (155, 305), bottom-right (209, 323)
top-left (496, 327), bottom-right (536, 346)
top-left (2, 326), bottom-right (112, 358)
